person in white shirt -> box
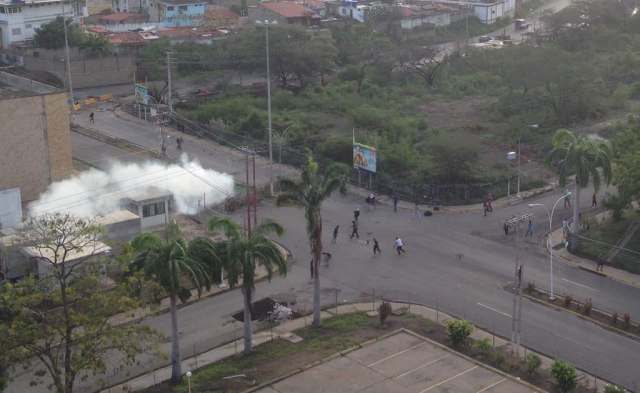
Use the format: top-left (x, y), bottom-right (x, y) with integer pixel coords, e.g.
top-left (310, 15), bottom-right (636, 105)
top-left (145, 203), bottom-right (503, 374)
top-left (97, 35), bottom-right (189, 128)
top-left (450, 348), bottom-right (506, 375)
top-left (394, 237), bottom-right (406, 255)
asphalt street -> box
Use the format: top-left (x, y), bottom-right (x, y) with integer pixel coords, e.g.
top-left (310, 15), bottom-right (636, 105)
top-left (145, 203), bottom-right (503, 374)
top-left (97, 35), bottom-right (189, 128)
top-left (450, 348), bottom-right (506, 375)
top-left (39, 105), bottom-right (640, 392)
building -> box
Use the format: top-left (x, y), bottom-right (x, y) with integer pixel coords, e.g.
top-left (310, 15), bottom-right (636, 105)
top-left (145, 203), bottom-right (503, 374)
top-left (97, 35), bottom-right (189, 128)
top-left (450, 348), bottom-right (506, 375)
top-left (0, 73), bottom-right (72, 204)
top-left (112, 0), bottom-right (151, 13)
top-left (336, 0), bottom-right (387, 23)
top-left (249, 1), bottom-right (320, 25)
top-left (398, 3), bottom-right (468, 29)
top-left (21, 239), bottom-right (111, 278)
top-left (424, 0), bottom-right (514, 24)
top-left (97, 11), bottom-right (147, 24)
top-left (125, 187), bottom-right (173, 230)
top-left (0, 0), bottom-right (75, 48)
top-left (150, 0), bottom-right (207, 25)
top-left (203, 6), bottom-right (239, 28)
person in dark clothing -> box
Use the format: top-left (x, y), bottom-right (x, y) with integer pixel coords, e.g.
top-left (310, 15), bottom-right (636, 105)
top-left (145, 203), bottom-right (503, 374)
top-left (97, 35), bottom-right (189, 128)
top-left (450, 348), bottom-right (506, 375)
top-left (353, 208), bottom-right (360, 222)
top-left (373, 238), bottom-right (381, 255)
top-left (592, 193), bottom-right (597, 208)
top-left (483, 201), bottom-right (488, 217)
top-left (503, 222), bottom-right (509, 236)
top-left (393, 194), bottom-right (399, 212)
top-left (176, 136), bottom-right (183, 150)
top-left (332, 225), bottom-right (339, 243)
top-left (89, 112), bottom-right (95, 124)
top-left (350, 220), bottom-right (359, 239)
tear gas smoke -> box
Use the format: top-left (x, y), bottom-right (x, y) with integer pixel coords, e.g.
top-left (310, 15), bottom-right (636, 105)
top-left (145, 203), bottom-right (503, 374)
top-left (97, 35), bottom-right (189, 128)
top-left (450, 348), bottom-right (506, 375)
top-left (29, 156), bottom-right (234, 218)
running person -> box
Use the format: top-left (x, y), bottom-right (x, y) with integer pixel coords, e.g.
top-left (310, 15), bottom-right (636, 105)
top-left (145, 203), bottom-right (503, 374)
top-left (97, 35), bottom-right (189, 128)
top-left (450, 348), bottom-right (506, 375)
top-left (373, 238), bottom-right (381, 255)
top-left (394, 237), bottom-right (406, 255)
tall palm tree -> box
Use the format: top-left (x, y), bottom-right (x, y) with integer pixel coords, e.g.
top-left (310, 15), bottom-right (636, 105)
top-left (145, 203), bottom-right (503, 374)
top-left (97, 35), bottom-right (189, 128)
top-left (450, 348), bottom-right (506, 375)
top-left (129, 221), bottom-right (220, 384)
top-left (548, 129), bottom-right (613, 233)
top-left (208, 217), bottom-right (287, 354)
top-left (276, 155), bottom-right (345, 327)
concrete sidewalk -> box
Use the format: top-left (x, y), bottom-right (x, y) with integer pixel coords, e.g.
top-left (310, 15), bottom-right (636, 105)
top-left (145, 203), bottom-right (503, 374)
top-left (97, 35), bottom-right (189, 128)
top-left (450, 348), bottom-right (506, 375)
top-left (102, 302), bottom-right (612, 393)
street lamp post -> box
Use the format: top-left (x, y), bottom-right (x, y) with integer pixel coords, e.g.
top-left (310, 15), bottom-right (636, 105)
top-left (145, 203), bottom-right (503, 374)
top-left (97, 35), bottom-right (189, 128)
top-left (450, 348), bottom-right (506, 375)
top-left (528, 191), bottom-right (571, 300)
top-left (186, 371), bottom-right (192, 393)
top-left (257, 19), bottom-right (276, 196)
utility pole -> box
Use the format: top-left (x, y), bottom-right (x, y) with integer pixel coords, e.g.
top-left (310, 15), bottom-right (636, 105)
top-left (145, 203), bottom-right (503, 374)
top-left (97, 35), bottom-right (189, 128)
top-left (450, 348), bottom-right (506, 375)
top-left (62, 0), bottom-right (74, 107)
top-left (510, 218), bottom-right (524, 356)
top-left (265, 20), bottom-right (274, 197)
top-left (517, 137), bottom-right (521, 196)
top-left (167, 51), bottom-right (174, 114)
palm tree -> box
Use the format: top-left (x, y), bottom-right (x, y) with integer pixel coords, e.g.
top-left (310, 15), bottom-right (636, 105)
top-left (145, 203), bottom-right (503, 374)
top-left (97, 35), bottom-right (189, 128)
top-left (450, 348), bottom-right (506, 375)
top-left (276, 155), bottom-right (345, 327)
top-left (548, 129), bottom-right (613, 233)
top-left (208, 217), bottom-right (287, 354)
top-left (129, 221), bottom-right (220, 384)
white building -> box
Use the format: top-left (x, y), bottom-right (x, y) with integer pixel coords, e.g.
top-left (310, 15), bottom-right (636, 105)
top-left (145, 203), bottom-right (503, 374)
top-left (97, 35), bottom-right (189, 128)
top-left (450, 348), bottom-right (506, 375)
top-left (0, 0), bottom-right (75, 49)
top-left (125, 187), bottom-right (173, 231)
top-left (424, 0), bottom-right (515, 24)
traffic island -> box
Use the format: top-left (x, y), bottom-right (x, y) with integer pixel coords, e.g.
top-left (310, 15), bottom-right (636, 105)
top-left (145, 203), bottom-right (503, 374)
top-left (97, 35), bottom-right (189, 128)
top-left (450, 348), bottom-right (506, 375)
top-left (523, 284), bottom-right (640, 341)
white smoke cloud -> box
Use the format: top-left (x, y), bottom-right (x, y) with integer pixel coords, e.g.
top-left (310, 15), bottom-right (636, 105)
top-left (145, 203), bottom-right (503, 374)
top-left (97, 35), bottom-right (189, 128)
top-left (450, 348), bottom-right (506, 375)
top-left (29, 155), bottom-right (234, 218)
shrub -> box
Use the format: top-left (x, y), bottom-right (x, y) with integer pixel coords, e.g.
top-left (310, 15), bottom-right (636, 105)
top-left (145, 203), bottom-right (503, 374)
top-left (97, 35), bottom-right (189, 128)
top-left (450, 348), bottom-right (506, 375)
top-left (563, 295), bottom-right (573, 308)
top-left (604, 384), bottom-right (627, 393)
top-left (473, 338), bottom-right (492, 358)
top-left (446, 319), bottom-right (474, 347)
top-left (623, 313), bottom-right (631, 329)
top-left (611, 312), bottom-right (618, 326)
top-left (378, 302), bottom-right (392, 327)
top-left (493, 351), bottom-right (505, 368)
top-left (583, 298), bottom-right (592, 316)
top-left (526, 281), bottom-right (536, 293)
top-left (551, 360), bottom-right (577, 392)
top-left (525, 353), bottom-right (542, 375)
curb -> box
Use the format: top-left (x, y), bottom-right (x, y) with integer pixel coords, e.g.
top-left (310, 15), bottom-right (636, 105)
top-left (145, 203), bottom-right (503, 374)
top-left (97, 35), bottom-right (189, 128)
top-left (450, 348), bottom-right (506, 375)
top-left (522, 293), bottom-right (640, 343)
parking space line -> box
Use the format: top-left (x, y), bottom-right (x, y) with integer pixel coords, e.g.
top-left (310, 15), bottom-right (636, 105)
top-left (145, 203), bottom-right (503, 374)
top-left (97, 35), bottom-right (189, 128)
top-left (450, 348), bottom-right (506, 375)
top-left (419, 366), bottom-right (478, 392)
top-left (476, 378), bottom-right (506, 392)
top-left (561, 278), bottom-right (600, 292)
top-left (394, 355), bottom-right (449, 379)
top-left (367, 342), bottom-right (428, 367)
top-left (477, 303), bottom-right (511, 318)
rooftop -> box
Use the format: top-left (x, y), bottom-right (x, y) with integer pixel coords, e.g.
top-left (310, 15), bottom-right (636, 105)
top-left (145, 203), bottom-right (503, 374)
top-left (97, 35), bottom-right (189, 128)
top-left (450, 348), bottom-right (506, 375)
top-left (126, 187), bottom-right (173, 203)
top-left (21, 239), bottom-right (111, 264)
top-left (156, 0), bottom-right (205, 5)
top-left (95, 210), bottom-right (140, 226)
top-left (259, 1), bottom-right (313, 18)
top-left (97, 12), bottom-right (146, 23)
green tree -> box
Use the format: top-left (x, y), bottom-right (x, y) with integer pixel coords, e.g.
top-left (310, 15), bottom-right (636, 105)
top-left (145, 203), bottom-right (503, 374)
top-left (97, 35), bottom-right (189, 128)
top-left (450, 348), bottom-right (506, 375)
top-left (548, 129), bottom-right (612, 233)
top-left (128, 221), bottom-right (219, 384)
top-left (525, 353), bottom-right (542, 375)
top-left (551, 359), bottom-right (577, 392)
top-left (0, 214), bottom-right (160, 393)
top-left (78, 34), bottom-right (112, 57)
top-left (604, 384), bottom-right (627, 393)
top-left (276, 155), bottom-right (345, 327)
top-left (207, 217), bottom-right (287, 354)
top-left (445, 319), bottom-right (474, 347)
top-left (33, 17), bottom-right (84, 49)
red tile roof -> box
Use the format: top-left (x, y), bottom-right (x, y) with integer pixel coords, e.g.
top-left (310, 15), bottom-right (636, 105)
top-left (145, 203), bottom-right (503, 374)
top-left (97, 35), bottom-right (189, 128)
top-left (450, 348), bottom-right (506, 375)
top-left (105, 31), bottom-right (146, 45)
top-left (98, 12), bottom-right (146, 23)
top-left (259, 1), bottom-right (310, 18)
top-left (205, 6), bottom-right (240, 20)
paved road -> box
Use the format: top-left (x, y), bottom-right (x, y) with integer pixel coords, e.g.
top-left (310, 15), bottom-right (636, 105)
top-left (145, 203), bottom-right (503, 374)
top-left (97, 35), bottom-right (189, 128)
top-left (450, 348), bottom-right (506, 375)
top-left (49, 105), bottom-right (640, 392)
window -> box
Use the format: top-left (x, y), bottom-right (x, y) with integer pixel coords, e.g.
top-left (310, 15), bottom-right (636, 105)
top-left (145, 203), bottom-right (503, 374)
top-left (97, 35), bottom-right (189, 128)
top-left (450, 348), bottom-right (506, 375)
top-left (167, 5), bottom-right (174, 10)
top-left (178, 5), bottom-right (187, 11)
top-left (25, 23), bottom-right (32, 29)
top-left (142, 202), bottom-right (166, 217)
top-left (11, 28), bottom-right (21, 35)
top-left (0, 7), bottom-right (5, 13)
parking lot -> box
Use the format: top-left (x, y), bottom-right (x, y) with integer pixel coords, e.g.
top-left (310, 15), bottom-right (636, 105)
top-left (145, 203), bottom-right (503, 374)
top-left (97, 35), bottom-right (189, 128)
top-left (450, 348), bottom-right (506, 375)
top-left (253, 330), bottom-right (541, 393)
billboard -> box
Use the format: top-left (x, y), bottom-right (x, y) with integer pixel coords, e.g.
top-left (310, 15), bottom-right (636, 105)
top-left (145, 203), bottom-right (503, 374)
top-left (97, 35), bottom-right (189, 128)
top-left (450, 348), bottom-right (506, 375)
top-left (353, 143), bottom-right (377, 173)
top-left (134, 83), bottom-right (150, 105)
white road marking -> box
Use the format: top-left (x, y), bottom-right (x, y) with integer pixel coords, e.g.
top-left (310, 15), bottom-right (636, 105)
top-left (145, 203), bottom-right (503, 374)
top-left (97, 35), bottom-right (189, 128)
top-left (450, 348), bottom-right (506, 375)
top-left (394, 355), bottom-right (449, 379)
top-left (477, 303), bottom-right (511, 318)
top-left (367, 342), bottom-right (427, 367)
top-left (419, 366), bottom-right (478, 392)
top-left (561, 278), bottom-right (600, 292)
top-left (476, 378), bottom-right (506, 392)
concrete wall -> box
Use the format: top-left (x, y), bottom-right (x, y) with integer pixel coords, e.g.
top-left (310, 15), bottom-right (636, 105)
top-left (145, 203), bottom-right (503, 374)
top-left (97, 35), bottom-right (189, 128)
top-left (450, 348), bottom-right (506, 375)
top-left (1, 48), bottom-right (137, 89)
top-left (0, 70), bottom-right (57, 94)
top-left (0, 92), bottom-right (73, 201)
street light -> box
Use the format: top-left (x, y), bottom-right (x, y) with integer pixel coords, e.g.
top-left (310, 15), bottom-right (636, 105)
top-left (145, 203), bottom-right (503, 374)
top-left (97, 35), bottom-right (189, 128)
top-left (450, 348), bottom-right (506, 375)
top-left (528, 190), bottom-right (571, 300)
top-left (256, 19), bottom-right (277, 197)
top-left (186, 371), bottom-right (192, 393)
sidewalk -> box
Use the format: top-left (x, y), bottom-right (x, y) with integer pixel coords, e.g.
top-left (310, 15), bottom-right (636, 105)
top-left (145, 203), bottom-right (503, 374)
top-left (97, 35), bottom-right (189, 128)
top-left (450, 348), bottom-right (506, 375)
top-left (102, 302), bottom-right (611, 393)
top-left (549, 225), bottom-right (640, 289)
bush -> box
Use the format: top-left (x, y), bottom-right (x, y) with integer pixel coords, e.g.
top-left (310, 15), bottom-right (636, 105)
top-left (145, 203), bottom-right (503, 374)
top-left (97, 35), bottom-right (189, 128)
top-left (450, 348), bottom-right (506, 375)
top-left (604, 384), bottom-right (627, 393)
top-left (493, 351), bottom-right (505, 368)
top-left (551, 360), bottom-right (577, 392)
top-left (623, 313), bottom-right (631, 329)
top-left (611, 312), bottom-right (618, 326)
top-left (525, 353), bottom-right (542, 375)
top-left (473, 338), bottom-right (492, 358)
top-left (583, 298), bottom-right (592, 316)
top-left (378, 302), bottom-right (392, 326)
top-left (446, 319), bottom-right (474, 347)
top-left (526, 281), bottom-right (536, 293)
top-left (563, 295), bottom-right (573, 308)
